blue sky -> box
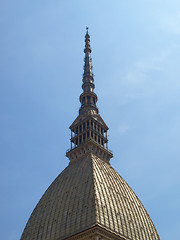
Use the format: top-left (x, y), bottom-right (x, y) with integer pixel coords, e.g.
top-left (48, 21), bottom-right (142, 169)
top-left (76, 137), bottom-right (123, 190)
top-left (0, 0), bottom-right (180, 239)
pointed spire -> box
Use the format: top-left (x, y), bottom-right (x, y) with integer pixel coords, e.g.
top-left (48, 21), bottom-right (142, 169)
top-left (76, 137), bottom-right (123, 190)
top-left (83, 27), bottom-right (93, 78)
top-left (66, 28), bottom-right (113, 162)
top-left (79, 28), bottom-right (98, 115)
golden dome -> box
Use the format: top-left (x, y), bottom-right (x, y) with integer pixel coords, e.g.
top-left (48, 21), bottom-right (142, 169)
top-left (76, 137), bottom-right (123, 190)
top-left (21, 153), bottom-right (159, 240)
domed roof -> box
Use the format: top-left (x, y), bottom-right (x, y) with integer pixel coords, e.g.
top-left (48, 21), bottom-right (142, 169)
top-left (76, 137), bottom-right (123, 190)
top-left (21, 153), bottom-right (159, 240)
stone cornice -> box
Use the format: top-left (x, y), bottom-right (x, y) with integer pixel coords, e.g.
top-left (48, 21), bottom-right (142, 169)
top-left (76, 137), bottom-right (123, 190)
top-left (66, 139), bottom-right (113, 164)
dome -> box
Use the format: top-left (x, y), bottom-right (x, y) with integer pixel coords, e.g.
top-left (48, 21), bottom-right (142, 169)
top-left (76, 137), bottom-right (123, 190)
top-left (21, 153), bottom-right (159, 240)
top-left (21, 28), bottom-right (160, 240)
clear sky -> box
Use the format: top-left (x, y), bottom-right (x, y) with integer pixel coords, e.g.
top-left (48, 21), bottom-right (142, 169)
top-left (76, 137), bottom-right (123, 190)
top-left (0, 0), bottom-right (180, 239)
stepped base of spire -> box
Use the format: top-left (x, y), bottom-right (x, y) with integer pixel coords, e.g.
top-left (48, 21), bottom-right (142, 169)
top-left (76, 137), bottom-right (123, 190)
top-left (66, 139), bottom-right (113, 164)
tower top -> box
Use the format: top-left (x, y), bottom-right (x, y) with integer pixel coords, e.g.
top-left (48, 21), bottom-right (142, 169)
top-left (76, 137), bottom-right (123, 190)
top-left (66, 28), bottom-right (113, 163)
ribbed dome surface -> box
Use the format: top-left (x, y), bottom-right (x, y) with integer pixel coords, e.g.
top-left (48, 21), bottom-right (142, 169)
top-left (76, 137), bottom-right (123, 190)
top-left (21, 153), bottom-right (159, 240)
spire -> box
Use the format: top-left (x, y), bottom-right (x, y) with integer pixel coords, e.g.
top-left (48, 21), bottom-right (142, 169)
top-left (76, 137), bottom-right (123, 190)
top-left (79, 27), bottom-right (98, 115)
top-left (83, 27), bottom-right (93, 77)
top-left (66, 28), bottom-right (113, 163)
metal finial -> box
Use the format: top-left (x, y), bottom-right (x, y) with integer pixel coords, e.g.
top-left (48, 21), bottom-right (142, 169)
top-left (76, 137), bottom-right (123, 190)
top-left (86, 26), bottom-right (88, 31)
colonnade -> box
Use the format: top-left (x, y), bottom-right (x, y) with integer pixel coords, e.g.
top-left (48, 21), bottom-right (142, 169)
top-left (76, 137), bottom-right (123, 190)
top-left (71, 119), bottom-right (108, 150)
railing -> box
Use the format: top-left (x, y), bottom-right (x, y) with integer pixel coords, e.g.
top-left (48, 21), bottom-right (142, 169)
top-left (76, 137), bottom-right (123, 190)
top-left (71, 126), bottom-right (107, 138)
top-left (108, 149), bottom-right (113, 154)
top-left (66, 138), bottom-right (113, 155)
top-left (80, 103), bottom-right (97, 109)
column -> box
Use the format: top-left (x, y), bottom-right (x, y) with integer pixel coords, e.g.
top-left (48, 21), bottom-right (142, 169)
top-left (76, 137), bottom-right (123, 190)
top-left (89, 119), bottom-right (91, 139)
top-left (71, 130), bottom-right (72, 149)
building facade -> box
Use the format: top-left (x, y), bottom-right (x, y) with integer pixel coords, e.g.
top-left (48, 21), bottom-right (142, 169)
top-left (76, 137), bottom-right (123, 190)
top-left (21, 28), bottom-right (160, 240)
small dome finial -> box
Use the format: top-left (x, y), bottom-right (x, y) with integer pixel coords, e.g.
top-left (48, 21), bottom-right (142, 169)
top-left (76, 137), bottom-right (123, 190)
top-left (86, 26), bottom-right (89, 32)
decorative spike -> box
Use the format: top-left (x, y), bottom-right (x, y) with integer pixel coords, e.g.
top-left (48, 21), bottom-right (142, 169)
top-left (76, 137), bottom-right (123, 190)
top-left (83, 29), bottom-right (92, 76)
top-left (79, 28), bottom-right (98, 115)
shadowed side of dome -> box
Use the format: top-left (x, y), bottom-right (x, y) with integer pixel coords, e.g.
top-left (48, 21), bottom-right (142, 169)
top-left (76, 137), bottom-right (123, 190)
top-left (21, 155), bottom-right (97, 240)
top-left (91, 155), bottom-right (160, 240)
